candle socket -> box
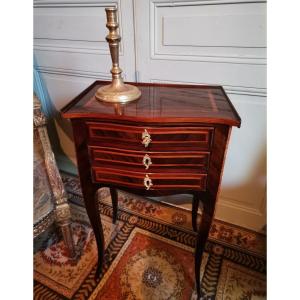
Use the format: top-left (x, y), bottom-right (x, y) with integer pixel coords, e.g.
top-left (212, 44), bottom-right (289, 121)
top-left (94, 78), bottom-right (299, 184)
top-left (95, 7), bottom-right (141, 103)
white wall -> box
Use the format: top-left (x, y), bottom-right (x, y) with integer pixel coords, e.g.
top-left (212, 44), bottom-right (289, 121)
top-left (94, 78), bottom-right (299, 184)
top-left (34, 0), bottom-right (266, 231)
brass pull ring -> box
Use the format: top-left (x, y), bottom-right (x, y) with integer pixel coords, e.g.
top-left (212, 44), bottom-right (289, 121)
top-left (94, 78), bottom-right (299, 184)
top-left (143, 154), bottom-right (152, 170)
top-left (142, 129), bottom-right (152, 147)
top-left (144, 174), bottom-right (153, 190)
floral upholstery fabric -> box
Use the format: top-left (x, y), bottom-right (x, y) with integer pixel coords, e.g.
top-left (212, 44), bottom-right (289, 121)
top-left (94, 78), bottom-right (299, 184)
top-left (34, 128), bottom-right (54, 224)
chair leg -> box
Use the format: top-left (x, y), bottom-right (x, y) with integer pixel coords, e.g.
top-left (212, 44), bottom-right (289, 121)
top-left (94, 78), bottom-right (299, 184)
top-left (34, 96), bottom-right (77, 260)
top-left (55, 202), bottom-right (77, 259)
top-left (60, 222), bottom-right (76, 258)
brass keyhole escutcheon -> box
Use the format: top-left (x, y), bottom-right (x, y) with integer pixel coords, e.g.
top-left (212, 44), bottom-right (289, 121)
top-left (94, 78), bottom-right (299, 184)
top-left (143, 154), bottom-right (152, 170)
top-left (144, 174), bottom-right (153, 190)
top-left (142, 129), bottom-right (152, 147)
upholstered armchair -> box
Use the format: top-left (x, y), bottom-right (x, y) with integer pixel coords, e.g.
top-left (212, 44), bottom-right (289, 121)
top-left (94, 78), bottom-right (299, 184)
top-left (33, 94), bottom-right (76, 258)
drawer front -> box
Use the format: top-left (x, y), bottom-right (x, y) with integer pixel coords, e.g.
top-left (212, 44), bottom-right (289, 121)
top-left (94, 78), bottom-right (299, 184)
top-left (87, 122), bottom-right (213, 151)
top-left (88, 146), bottom-right (210, 173)
top-left (92, 167), bottom-right (207, 191)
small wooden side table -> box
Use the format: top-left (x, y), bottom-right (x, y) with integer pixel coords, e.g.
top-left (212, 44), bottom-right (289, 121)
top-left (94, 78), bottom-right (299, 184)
top-left (61, 81), bottom-right (241, 298)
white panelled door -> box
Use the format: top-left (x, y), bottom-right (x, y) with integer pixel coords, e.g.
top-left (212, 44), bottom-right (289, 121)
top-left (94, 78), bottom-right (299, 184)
top-left (134, 0), bottom-right (266, 231)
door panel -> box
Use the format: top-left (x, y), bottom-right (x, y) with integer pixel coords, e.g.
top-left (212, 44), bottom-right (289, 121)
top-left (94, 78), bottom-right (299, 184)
top-left (134, 0), bottom-right (266, 231)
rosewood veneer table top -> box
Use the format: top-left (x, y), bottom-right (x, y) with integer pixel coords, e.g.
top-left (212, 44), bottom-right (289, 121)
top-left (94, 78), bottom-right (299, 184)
top-left (61, 80), bottom-right (241, 127)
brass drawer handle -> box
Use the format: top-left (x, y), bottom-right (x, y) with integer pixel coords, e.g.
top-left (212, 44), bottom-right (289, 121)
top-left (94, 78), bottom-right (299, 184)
top-left (143, 154), bottom-right (152, 170)
top-left (142, 129), bottom-right (152, 147)
top-left (144, 174), bottom-right (153, 190)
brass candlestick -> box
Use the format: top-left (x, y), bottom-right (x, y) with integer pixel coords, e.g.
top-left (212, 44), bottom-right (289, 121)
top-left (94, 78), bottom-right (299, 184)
top-left (95, 7), bottom-right (141, 103)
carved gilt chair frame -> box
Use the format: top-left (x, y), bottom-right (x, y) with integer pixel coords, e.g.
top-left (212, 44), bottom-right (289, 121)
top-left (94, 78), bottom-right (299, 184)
top-left (33, 94), bottom-right (76, 258)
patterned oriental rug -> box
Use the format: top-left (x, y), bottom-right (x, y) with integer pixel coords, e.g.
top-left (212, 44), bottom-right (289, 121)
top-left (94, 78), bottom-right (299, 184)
top-left (34, 173), bottom-right (266, 300)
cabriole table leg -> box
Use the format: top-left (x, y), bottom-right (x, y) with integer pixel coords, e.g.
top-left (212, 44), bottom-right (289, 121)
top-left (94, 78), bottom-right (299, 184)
top-left (192, 193), bottom-right (200, 232)
top-left (82, 185), bottom-right (105, 278)
top-left (194, 192), bottom-right (216, 299)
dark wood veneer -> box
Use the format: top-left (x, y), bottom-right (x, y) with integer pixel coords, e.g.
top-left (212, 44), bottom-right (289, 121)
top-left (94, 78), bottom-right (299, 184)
top-left (92, 167), bottom-right (207, 191)
top-left (88, 146), bottom-right (210, 173)
top-left (87, 121), bottom-right (214, 151)
top-left (61, 81), bottom-right (241, 127)
top-left (62, 81), bottom-right (241, 299)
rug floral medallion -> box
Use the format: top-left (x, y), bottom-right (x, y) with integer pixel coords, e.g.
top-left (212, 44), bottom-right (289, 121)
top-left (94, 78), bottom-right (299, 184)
top-left (88, 228), bottom-right (208, 300)
top-left (34, 173), bottom-right (266, 300)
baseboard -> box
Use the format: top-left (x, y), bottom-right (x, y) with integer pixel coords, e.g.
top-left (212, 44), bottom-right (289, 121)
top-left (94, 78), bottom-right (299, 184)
top-left (215, 197), bottom-right (266, 233)
top-left (149, 195), bottom-right (266, 233)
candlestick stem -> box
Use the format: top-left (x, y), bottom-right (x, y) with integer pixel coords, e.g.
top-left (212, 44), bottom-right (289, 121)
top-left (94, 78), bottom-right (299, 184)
top-left (95, 7), bottom-right (141, 103)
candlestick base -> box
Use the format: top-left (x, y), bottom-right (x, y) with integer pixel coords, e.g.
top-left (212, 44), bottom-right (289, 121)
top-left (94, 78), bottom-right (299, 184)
top-left (95, 82), bottom-right (141, 103)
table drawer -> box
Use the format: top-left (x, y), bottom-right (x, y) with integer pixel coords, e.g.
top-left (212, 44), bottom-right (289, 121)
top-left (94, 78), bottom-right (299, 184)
top-left (92, 167), bottom-right (207, 191)
top-left (88, 146), bottom-right (210, 173)
top-left (87, 122), bottom-right (213, 151)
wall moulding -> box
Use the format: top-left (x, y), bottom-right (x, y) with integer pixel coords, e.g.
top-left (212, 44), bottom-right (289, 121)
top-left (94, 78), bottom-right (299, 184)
top-left (34, 0), bottom-right (118, 8)
top-left (150, 0), bottom-right (266, 7)
top-left (150, 0), bottom-right (266, 65)
top-left (33, 43), bottom-right (111, 55)
top-left (150, 53), bottom-right (266, 66)
top-left (35, 66), bottom-right (130, 83)
top-left (35, 66), bottom-right (114, 80)
top-left (34, 0), bottom-right (124, 55)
